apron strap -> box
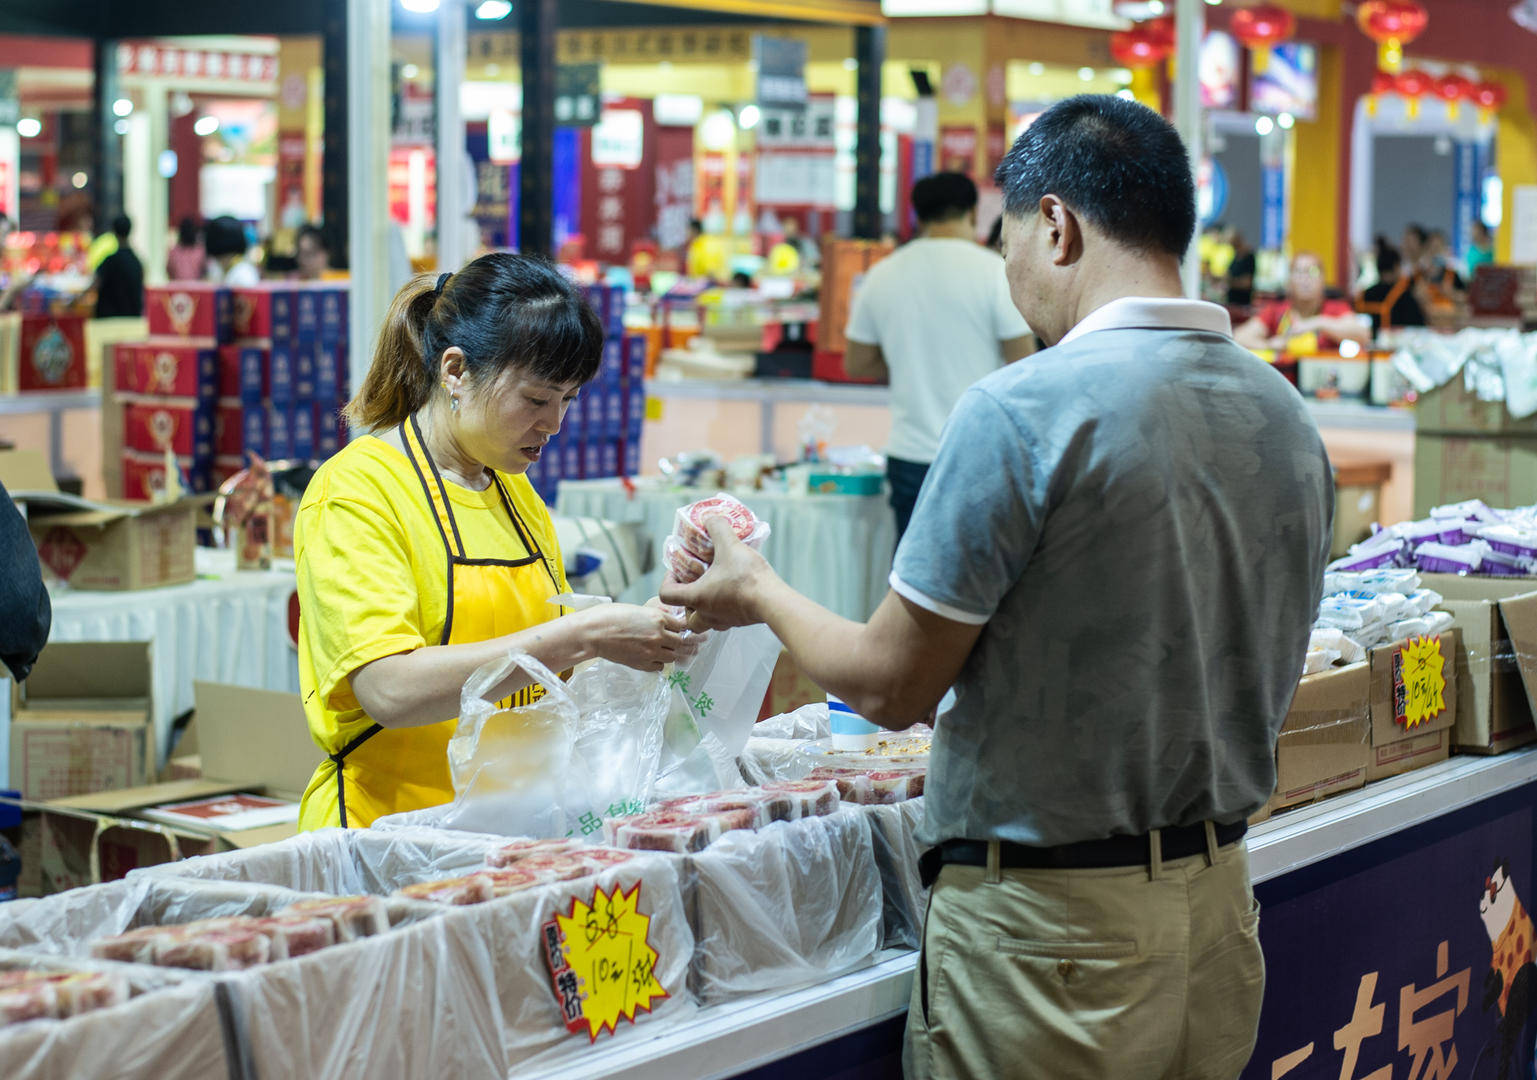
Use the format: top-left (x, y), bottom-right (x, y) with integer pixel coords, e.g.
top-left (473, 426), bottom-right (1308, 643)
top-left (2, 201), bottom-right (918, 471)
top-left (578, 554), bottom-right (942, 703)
top-left (492, 474), bottom-right (565, 601)
top-left (328, 723), bottom-right (383, 829)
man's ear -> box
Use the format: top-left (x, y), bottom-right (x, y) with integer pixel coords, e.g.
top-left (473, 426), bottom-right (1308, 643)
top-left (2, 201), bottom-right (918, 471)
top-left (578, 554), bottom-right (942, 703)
top-left (1039, 195), bottom-right (1081, 267)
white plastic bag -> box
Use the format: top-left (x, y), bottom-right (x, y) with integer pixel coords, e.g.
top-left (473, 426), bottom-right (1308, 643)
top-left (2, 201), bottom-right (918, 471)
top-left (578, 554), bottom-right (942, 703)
top-left (443, 651), bottom-right (669, 839)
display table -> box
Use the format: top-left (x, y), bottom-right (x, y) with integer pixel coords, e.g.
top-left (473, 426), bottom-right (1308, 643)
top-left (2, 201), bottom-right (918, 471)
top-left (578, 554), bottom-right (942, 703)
top-left (518, 749), bottom-right (1537, 1080)
top-left (45, 547), bottom-right (300, 762)
top-left (556, 479), bottom-right (895, 622)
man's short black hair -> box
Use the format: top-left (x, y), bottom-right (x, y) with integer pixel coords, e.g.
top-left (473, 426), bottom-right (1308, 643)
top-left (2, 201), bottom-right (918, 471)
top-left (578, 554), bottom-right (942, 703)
top-left (298, 223), bottom-right (329, 251)
top-left (911, 172), bottom-right (977, 225)
top-left (994, 94), bottom-right (1195, 258)
top-left (111, 215), bottom-right (131, 240)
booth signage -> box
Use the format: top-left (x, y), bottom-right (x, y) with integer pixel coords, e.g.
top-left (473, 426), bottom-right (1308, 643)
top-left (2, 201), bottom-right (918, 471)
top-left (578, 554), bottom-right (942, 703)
top-left (117, 43), bottom-right (277, 82)
top-left (543, 882), bottom-right (668, 1041)
top-left (556, 64), bottom-right (602, 128)
top-left (471, 28), bottom-right (754, 65)
top-left (755, 35), bottom-right (809, 113)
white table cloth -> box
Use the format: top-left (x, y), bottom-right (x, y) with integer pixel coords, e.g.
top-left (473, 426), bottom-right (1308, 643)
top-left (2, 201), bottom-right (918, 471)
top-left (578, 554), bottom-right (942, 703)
top-left (556, 479), bottom-right (896, 622)
top-left (45, 547), bottom-right (300, 764)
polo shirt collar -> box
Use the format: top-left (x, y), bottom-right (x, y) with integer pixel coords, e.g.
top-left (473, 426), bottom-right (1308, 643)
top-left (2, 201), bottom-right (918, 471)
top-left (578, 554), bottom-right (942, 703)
top-left (1058, 296), bottom-right (1233, 347)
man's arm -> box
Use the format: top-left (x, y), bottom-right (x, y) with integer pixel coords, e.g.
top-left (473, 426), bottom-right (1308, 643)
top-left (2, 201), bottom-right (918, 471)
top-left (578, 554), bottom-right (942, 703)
top-left (843, 340), bottom-right (889, 382)
top-left (660, 520), bottom-right (981, 729)
top-left (1000, 334), bottom-right (1035, 364)
top-left (1233, 315), bottom-right (1275, 350)
top-left (1298, 313), bottom-right (1371, 345)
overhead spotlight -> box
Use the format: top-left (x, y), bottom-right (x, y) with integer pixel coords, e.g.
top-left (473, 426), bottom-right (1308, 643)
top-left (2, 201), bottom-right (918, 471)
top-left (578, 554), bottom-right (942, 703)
top-left (475, 0), bottom-right (512, 18)
top-left (401, 64), bottom-right (420, 79)
top-left (112, 98), bottom-right (133, 118)
top-left (1255, 115), bottom-right (1275, 136)
top-left (113, 118), bottom-right (129, 135)
top-left (1277, 112), bottom-right (1295, 129)
top-left (738, 104), bottom-right (761, 129)
top-left (194, 116), bottom-right (220, 137)
top-left (1028, 62), bottom-right (1045, 76)
top-left (16, 118), bottom-right (40, 138)
top-left (71, 171), bottom-right (88, 189)
top-left (400, 0), bottom-right (440, 12)
top-left (1078, 67), bottom-right (1096, 82)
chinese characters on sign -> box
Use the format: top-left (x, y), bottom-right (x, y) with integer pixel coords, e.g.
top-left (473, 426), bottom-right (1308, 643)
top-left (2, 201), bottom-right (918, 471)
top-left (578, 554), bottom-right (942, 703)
top-left (1394, 636), bottom-right (1448, 731)
top-left (542, 883), bottom-right (668, 1041)
top-left (118, 43), bottom-right (278, 82)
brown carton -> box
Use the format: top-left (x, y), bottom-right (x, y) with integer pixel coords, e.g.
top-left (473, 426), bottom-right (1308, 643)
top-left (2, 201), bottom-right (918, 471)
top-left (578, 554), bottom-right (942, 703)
top-left (1265, 661), bottom-right (1371, 816)
top-left (1421, 574), bottom-right (1537, 754)
top-left (1366, 630), bottom-right (1460, 782)
top-left (1412, 434), bottom-right (1537, 517)
top-left (1414, 376), bottom-right (1537, 437)
top-left (8, 641), bottom-right (155, 800)
top-left (1, 448), bottom-right (206, 590)
top-left (14, 682), bottom-right (318, 894)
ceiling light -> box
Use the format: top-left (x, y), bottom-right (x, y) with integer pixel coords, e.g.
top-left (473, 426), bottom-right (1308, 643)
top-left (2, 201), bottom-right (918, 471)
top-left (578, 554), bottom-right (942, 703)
top-left (194, 116), bottom-right (220, 137)
top-left (16, 118), bottom-right (40, 138)
top-left (1277, 112), bottom-right (1295, 129)
top-left (71, 171), bottom-right (88, 189)
top-left (1028, 62), bottom-right (1045, 76)
top-left (1078, 67), bottom-right (1096, 82)
top-left (476, 0), bottom-right (511, 17)
top-left (1255, 115), bottom-right (1275, 136)
top-left (112, 98), bottom-right (133, 118)
top-left (400, 0), bottom-right (440, 12)
top-left (401, 63), bottom-right (420, 79)
top-left (113, 118), bottom-right (129, 135)
top-left (738, 104), bottom-right (761, 129)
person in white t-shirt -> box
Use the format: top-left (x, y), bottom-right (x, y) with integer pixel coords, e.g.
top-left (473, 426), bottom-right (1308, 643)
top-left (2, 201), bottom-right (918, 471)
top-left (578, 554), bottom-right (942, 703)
top-left (844, 172), bottom-right (1034, 541)
top-left (205, 215), bottom-right (262, 287)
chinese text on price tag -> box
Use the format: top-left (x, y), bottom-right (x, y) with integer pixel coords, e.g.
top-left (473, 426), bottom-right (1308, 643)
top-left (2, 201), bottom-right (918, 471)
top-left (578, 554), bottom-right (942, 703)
top-left (542, 882), bottom-right (667, 1041)
top-left (1393, 635), bottom-right (1447, 730)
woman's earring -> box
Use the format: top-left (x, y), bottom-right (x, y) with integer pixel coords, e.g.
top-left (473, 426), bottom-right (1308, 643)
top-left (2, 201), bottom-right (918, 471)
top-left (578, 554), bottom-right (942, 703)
top-left (450, 395), bottom-right (459, 413)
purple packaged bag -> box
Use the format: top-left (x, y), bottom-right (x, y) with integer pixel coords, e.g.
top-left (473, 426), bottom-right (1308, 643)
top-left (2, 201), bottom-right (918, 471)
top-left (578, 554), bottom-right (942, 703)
top-left (1475, 524), bottom-right (1537, 561)
top-left (1413, 541), bottom-right (1483, 575)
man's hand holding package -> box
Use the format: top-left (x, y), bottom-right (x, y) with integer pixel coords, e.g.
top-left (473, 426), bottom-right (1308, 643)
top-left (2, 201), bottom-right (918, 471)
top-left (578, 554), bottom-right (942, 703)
top-left (660, 517), bottom-right (771, 633)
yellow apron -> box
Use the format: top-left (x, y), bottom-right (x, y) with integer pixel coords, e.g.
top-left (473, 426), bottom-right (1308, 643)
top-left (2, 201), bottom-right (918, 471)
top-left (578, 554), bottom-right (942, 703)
top-left (304, 415), bottom-right (564, 829)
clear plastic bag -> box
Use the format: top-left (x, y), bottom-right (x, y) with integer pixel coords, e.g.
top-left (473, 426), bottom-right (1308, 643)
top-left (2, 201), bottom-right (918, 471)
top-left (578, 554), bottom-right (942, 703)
top-left (442, 651), bottom-right (670, 840)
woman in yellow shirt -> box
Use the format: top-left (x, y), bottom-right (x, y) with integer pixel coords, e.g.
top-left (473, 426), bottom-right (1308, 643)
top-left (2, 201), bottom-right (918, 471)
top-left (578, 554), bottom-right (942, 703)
top-left (295, 253), bottom-right (688, 829)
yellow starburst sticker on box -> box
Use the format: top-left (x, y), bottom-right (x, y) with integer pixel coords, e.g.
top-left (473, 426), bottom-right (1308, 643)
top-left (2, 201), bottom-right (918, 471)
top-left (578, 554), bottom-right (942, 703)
top-left (1394, 634), bottom-right (1448, 730)
top-left (542, 882), bottom-right (667, 1041)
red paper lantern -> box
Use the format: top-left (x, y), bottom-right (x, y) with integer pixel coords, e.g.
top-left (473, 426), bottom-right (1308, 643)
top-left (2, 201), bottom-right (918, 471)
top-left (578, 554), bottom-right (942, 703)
top-left (1230, 4), bottom-right (1297, 49)
top-left (1371, 71), bottom-right (1398, 96)
top-left (1109, 27), bottom-right (1174, 69)
top-left (1473, 81), bottom-right (1509, 111)
top-left (1394, 69), bottom-right (1432, 98)
top-left (1356, 1), bottom-right (1429, 73)
top-left (1144, 16), bottom-right (1175, 47)
top-left (1432, 74), bottom-right (1474, 103)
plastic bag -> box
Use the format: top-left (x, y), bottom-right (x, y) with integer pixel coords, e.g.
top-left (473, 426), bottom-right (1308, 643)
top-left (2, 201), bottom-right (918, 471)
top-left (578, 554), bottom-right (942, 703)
top-left (656, 622), bottom-right (783, 795)
top-left (443, 651), bottom-right (669, 839)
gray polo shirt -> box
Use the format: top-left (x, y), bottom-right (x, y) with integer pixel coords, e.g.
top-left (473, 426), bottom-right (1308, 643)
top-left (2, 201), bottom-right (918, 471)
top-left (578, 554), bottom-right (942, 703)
top-left (891, 298), bottom-right (1333, 848)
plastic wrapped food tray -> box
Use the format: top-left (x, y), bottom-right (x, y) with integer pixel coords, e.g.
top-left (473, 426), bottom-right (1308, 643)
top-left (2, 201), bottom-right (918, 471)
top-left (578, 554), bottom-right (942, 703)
top-left (0, 948), bottom-right (228, 1080)
top-left (682, 806), bottom-right (880, 1004)
top-left (859, 799), bottom-right (929, 950)
top-left (131, 826), bottom-right (696, 1071)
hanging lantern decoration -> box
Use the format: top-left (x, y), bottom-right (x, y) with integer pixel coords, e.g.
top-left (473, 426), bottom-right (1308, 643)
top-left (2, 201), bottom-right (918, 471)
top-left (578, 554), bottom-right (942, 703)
top-left (1366, 69), bottom-right (1398, 118)
top-left (1110, 25), bottom-right (1175, 70)
top-left (1472, 80), bottom-right (1509, 124)
top-left (1432, 73), bottom-right (1474, 120)
top-left (1356, 1), bottom-right (1429, 74)
top-left (1395, 67), bottom-right (1432, 120)
top-left (1144, 15), bottom-right (1175, 48)
top-left (1230, 4), bottom-right (1297, 74)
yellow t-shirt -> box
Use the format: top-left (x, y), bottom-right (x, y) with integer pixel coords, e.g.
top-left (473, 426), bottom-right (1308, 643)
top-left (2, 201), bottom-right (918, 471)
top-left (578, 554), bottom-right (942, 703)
top-left (293, 435), bottom-right (568, 761)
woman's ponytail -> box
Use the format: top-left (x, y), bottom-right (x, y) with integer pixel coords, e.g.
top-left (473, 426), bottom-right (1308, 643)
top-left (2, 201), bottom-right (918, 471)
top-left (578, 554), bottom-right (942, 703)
top-left (343, 273), bottom-right (440, 432)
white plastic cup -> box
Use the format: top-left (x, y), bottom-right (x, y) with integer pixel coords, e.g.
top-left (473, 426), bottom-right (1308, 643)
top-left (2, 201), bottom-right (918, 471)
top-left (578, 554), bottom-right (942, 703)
top-left (828, 693), bottom-right (881, 751)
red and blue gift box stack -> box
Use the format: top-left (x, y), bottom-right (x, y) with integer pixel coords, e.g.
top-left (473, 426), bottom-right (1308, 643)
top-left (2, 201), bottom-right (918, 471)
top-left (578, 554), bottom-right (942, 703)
top-left (523, 283), bottom-right (646, 504)
top-left (113, 282), bottom-right (350, 499)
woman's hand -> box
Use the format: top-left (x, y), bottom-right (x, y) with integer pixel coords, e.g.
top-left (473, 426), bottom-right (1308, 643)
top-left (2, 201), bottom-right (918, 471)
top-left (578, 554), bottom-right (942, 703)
top-left (576, 603), bottom-right (691, 671)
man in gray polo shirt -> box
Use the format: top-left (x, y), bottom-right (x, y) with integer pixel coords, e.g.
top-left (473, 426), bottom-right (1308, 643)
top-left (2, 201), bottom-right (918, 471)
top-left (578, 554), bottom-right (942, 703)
top-left (662, 95), bottom-right (1332, 1079)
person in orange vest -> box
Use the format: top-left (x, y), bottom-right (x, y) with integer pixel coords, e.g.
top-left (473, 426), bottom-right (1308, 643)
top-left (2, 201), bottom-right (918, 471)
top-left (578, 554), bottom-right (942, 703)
top-left (1358, 239), bottom-right (1426, 335)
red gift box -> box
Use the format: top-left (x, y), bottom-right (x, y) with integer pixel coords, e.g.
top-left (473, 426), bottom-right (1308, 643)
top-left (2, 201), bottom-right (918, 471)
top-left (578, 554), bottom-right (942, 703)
top-left (19, 315), bottom-right (87, 391)
top-left (230, 284), bottom-right (303, 342)
top-left (217, 345), bottom-right (245, 400)
top-left (123, 340), bottom-right (219, 400)
top-left (113, 342), bottom-right (140, 394)
top-left (121, 451), bottom-right (211, 500)
top-left (146, 284), bottom-right (231, 342)
top-left (124, 400), bottom-right (215, 458)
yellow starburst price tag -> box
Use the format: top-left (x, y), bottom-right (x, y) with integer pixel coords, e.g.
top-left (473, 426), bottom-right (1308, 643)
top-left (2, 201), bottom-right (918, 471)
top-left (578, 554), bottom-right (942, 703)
top-left (541, 882), bottom-right (667, 1041)
top-left (1393, 635), bottom-right (1448, 730)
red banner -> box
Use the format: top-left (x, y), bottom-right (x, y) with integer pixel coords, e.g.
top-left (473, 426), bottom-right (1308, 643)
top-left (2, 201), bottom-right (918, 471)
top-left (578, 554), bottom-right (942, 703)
top-left (580, 99), bottom-right (656, 265)
top-left (117, 43), bottom-right (277, 82)
top-left (939, 125), bottom-right (978, 175)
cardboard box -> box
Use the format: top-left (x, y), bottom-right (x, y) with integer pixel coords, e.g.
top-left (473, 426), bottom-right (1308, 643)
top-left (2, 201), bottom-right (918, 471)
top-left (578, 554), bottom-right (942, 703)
top-left (123, 399), bottom-right (215, 459)
top-left (269, 342), bottom-right (298, 405)
top-left (120, 340), bottom-right (219, 400)
top-left (1265, 661), bottom-right (1371, 814)
top-left (8, 641), bottom-right (154, 801)
top-left (1415, 375), bottom-right (1537, 437)
top-left (121, 450), bottom-right (212, 502)
top-left (145, 283), bottom-right (231, 342)
top-left (267, 400), bottom-right (295, 459)
top-left (1, 450), bottom-right (203, 590)
top-left (1422, 574), bottom-right (1537, 754)
top-left (20, 682), bottom-right (316, 890)
top-left (318, 285), bottom-right (348, 344)
top-left (1365, 630), bottom-right (1460, 782)
top-left (1413, 433), bottom-right (1537, 517)
top-left (17, 314), bottom-right (88, 391)
top-left (237, 344), bottom-right (268, 403)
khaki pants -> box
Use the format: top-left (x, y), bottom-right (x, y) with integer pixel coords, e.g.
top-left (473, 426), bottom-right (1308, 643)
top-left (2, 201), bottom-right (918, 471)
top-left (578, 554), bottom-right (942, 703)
top-left (904, 835), bottom-right (1264, 1080)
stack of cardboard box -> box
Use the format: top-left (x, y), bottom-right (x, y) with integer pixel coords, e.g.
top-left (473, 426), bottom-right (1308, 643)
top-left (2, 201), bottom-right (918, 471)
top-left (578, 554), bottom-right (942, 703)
top-left (223, 282), bottom-right (350, 478)
top-left (114, 284), bottom-right (228, 499)
top-left (1413, 376), bottom-right (1537, 514)
top-left (523, 283), bottom-right (646, 501)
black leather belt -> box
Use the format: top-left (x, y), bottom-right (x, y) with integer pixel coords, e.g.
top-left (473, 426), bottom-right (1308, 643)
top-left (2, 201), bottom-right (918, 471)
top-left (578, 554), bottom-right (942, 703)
top-left (920, 820), bottom-right (1248, 888)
